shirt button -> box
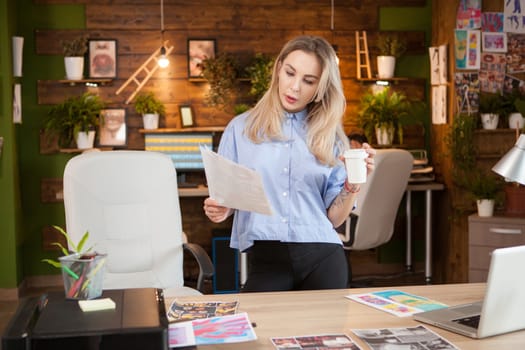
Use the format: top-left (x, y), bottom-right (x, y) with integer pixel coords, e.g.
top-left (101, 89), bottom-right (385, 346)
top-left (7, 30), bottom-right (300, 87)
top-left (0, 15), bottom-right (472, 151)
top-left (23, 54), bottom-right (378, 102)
top-left (281, 217), bottom-right (288, 223)
top-left (283, 167), bottom-right (288, 173)
top-left (282, 192), bottom-right (287, 197)
top-left (284, 143), bottom-right (289, 148)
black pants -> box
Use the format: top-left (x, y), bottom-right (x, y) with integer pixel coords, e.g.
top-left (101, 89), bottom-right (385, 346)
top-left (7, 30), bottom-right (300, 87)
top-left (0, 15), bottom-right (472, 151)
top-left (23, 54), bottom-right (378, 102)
top-left (241, 241), bottom-right (349, 292)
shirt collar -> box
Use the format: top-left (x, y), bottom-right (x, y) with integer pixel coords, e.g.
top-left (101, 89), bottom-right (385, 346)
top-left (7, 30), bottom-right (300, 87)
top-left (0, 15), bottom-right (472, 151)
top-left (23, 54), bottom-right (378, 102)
top-left (285, 109), bottom-right (308, 121)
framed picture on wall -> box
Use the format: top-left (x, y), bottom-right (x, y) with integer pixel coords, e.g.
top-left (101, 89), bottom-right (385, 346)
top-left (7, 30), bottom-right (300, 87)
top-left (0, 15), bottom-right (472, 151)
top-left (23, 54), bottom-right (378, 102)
top-left (481, 32), bottom-right (507, 53)
top-left (88, 39), bottom-right (118, 79)
top-left (187, 39), bottom-right (216, 78)
top-left (98, 109), bottom-right (126, 147)
top-left (179, 105), bottom-right (194, 127)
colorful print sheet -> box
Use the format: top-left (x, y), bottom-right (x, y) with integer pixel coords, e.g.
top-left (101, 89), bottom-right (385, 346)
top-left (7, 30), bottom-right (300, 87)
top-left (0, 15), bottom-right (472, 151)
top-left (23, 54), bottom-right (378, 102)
top-left (345, 290), bottom-right (447, 317)
top-left (168, 312), bottom-right (257, 348)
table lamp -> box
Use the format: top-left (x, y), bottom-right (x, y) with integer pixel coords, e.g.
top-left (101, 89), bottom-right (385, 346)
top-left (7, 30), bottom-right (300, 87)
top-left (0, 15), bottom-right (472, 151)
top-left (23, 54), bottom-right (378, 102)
top-left (492, 134), bottom-right (525, 185)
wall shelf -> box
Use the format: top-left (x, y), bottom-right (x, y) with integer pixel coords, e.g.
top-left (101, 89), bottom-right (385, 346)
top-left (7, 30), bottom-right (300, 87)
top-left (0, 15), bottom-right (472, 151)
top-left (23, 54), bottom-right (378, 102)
top-left (139, 127), bottom-right (225, 134)
top-left (57, 78), bottom-right (113, 86)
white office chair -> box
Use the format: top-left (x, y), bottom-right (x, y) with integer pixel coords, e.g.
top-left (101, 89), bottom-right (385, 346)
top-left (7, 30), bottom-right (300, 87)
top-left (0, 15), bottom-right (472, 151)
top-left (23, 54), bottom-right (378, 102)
top-left (339, 148), bottom-right (413, 250)
top-left (63, 150), bottom-right (214, 296)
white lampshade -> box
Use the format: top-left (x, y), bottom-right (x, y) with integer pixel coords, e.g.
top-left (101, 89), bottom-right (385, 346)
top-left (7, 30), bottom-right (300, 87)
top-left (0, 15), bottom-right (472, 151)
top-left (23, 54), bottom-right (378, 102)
top-left (492, 134), bottom-right (525, 185)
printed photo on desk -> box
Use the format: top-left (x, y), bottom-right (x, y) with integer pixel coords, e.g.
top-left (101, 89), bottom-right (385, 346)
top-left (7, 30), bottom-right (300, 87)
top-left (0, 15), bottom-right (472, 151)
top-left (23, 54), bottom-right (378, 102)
top-left (271, 334), bottom-right (360, 349)
top-left (352, 325), bottom-right (458, 350)
top-left (167, 300), bottom-right (238, 322)
top-left (346, 290), bottom-right (447, 317)
top-left (98, 108), bottom-right (126, 147)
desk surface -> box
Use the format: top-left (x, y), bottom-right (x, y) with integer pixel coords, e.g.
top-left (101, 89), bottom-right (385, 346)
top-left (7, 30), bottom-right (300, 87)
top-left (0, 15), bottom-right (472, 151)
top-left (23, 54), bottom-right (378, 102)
top-left (166, 283), bottom-right (524, 349)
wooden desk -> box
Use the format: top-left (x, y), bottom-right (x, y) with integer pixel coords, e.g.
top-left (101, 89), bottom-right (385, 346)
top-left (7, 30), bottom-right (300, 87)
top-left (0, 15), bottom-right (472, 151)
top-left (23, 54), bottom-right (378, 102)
top-left (166, 283), bottom-right (525, 349)
top-left (178, 185), bottom-right (209, 198)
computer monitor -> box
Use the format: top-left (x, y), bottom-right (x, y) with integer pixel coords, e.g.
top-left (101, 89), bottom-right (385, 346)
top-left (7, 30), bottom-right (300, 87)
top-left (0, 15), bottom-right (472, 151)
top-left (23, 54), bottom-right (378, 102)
top-left (144, 133), bottom-right (213, 186)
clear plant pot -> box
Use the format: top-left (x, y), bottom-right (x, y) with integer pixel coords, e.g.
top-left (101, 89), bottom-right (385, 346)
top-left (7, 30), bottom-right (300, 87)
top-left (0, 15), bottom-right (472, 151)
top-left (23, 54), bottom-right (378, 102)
top-left (59, 252), bottom-right (107, 300)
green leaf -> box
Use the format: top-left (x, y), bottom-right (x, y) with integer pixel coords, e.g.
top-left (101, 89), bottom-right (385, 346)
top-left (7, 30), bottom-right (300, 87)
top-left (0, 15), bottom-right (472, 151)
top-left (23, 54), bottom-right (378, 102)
top-left (41, 259), bottom-right (61, 269)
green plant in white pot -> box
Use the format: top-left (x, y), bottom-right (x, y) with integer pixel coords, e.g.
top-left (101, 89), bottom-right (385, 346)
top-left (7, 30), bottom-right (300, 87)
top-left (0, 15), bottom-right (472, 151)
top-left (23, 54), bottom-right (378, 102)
top-left (44, 92), bottom-right (104, 149)
top-left (62, 35), bottom-right (88, 80)
top-left (357, 87), bottom-right (412, 145)
top-left (376, 32), bottom-right (406, 79)
top-left (133, 92), bottom-right (166, 130)
top-left (478, 92), bottom-right (503, 130)
top-left (463, 170), bottom-right (503, 217)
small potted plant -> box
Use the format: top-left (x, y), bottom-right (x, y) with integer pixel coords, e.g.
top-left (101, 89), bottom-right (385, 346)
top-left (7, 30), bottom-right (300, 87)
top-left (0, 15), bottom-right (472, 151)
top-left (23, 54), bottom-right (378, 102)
top-left (478, 92), bottom-right (503, 130)
top-left (463, 170), bottom-right (503, 217)
top-left (62, 34), bottom-right (88, 80)
top-left (376, 32), bottom-right (407, 79)
top-left (357, 86), bottom-right (414, 145)
top-left (42, 225), bottom-right (106, 300)
top-left (44, 92), bottom-right (105, 149)
top-left (133, 91), bottom-right (166, 130)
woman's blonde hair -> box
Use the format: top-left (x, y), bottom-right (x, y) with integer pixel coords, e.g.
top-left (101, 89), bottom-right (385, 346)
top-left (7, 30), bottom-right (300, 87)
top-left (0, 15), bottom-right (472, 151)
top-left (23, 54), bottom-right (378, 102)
top-left (245, 35), bottom-right (348, 166)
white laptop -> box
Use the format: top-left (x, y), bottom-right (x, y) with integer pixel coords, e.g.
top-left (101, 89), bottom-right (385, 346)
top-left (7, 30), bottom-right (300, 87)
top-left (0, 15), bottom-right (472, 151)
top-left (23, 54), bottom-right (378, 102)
top-left (414, 245), bottom-right (525, 338)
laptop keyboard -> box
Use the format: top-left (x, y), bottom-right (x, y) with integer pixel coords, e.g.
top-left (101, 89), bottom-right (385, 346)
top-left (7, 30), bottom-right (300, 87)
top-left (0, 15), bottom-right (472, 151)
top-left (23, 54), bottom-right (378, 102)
top-left (452, 314), bottom-right (480, 329)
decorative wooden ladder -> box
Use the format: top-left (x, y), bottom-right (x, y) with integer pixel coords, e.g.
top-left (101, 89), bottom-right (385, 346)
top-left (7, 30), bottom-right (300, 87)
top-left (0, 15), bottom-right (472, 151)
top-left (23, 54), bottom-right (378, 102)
top-left (115, 41), bottom-right (174, 104)
top-left (355, 31), bottom-right (372, 79)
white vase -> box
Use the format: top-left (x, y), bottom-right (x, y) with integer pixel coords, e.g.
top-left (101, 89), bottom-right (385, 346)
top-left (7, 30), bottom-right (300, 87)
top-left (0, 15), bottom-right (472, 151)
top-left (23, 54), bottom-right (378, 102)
top-left (377, 56), bottom-right (396, 79)
top-left (76, 130), bottom-right (95, 149)
top-left (143, 113), bottom-right (159, 129)
top-left (476, 199), bottom-right (495, 217)
top-left (480, 113), bottom-right (499, 130)
top-left (375, 125), bottom-right (394, 145)
top-left (64, 56), bottom-right (84, 80)
top-left (508, 112), bottom-right (525, 129)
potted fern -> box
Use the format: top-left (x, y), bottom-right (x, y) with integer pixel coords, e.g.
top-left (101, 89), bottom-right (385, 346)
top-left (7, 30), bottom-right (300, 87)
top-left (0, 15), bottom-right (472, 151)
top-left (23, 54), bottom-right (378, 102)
top-left (42, 226), bottom-right (107, 300)
top-left (464, 171), bottom-right (503, 217)
top-left (376, 32), bottom-right (407, 79)
top-left (133, 92), bottom-right (166, 130)
top-left (44, 92), bottom-right (105, 149)
top-left (62, 35), bottom-right (88, 80)
top-left (357, 87), bottom-right (413, 145)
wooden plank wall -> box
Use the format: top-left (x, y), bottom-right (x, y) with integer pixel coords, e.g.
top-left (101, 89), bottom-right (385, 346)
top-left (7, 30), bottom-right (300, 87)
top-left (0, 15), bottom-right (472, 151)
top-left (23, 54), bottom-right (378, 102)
top-left (35, 0), bottom-right (427, 150)
top-left (35, 0), bottom-right (427, 282)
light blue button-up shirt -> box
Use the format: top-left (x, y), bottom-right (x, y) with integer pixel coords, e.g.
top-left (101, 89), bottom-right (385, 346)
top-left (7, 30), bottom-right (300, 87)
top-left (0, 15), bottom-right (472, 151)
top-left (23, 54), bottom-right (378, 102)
top-left (218, 109), bottom-right (347, 252)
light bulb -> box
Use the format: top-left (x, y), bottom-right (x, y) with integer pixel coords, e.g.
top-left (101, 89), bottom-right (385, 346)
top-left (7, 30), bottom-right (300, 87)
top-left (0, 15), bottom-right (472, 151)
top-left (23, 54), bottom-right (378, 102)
top-left (158, 46), bottom-right (169, 68)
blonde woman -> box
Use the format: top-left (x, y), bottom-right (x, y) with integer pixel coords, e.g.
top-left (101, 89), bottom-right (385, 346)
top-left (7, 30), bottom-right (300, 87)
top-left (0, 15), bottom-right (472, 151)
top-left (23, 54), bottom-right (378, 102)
top-left (204, 35), bottom-right (375, 292)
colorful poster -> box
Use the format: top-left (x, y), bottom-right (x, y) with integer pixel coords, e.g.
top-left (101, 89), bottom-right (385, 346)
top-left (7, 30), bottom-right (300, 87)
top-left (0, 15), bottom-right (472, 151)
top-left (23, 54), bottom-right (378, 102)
top-left (455, 30), bottom-right (480, 70)
top-left (507, 33), bottom-right (525, 73)
top-left (456, 0), bottom-right (481, 29)
top-left (479, 53), bottom-right (507, 94)
top-left (504, 0), bottom-right (525, 33)
top-left (167, 300), bottom-right (238, 322)
top-left (482, 12), bottom-right (504, 32)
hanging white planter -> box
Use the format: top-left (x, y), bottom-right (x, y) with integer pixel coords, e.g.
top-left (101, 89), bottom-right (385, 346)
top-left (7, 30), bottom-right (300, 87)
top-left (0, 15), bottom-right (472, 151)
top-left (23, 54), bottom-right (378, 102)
top-left (480, 113), bottom-right (499, 130)
top-left (375, 125), bottom-right (395, 145)
top-left (64, 56), bottom-right (84, 80)
top-left (76, 130), bottom-right (95, 150)
top-left (377, 56), bottom-right (396, 79)
top-left (476, 199), bottom-right (495, 217)
top-left (143, 113), bottom-right (159, 129)
top-left (508, 112), bottom-right (525, 129)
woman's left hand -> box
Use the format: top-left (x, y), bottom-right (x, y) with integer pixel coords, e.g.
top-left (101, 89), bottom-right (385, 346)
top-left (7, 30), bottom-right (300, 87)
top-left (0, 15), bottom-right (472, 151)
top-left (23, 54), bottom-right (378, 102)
top-left (361, 143), bottom-right (376, 175)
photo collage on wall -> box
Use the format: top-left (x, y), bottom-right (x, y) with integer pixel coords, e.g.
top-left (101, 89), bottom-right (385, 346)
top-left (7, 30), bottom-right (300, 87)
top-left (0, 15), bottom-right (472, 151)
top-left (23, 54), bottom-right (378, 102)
top-left (453, 0), bottom-right (525, 116)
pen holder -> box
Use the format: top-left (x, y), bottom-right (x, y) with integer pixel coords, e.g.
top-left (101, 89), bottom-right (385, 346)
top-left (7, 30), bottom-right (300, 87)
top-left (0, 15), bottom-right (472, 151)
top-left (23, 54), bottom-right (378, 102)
top-left (59, 252), bottom-right (107, 300)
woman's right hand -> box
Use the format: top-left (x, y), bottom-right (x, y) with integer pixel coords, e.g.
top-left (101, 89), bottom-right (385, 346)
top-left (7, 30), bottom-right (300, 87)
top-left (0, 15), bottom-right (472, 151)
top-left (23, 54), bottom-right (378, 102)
top-left (203, 197), bottom-right (232, 223)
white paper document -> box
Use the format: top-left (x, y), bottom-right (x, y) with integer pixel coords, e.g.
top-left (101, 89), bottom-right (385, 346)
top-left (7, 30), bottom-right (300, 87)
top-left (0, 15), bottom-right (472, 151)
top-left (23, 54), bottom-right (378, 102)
top-left (200, 146), bottom-right (273, 216)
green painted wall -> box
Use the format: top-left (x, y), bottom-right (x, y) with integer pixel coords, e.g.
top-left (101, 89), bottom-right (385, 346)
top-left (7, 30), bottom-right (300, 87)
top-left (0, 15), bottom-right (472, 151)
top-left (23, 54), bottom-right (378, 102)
top-left (0, 0), bottom-right (23, 288)
top-left (0, 1), bottom-right (432, 286)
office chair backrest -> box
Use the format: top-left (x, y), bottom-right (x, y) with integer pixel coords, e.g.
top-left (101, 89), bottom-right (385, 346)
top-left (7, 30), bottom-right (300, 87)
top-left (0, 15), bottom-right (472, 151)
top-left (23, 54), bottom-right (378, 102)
top-left (63, 150), bottom-right (186, 291)
top-left (339, 149), bottom-right (413, 250)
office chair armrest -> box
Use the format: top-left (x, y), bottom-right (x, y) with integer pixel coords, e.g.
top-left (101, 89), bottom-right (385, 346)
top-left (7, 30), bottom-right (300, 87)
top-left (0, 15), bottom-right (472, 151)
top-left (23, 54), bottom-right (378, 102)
top-left (183, 243), bottom-right (214, 293)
